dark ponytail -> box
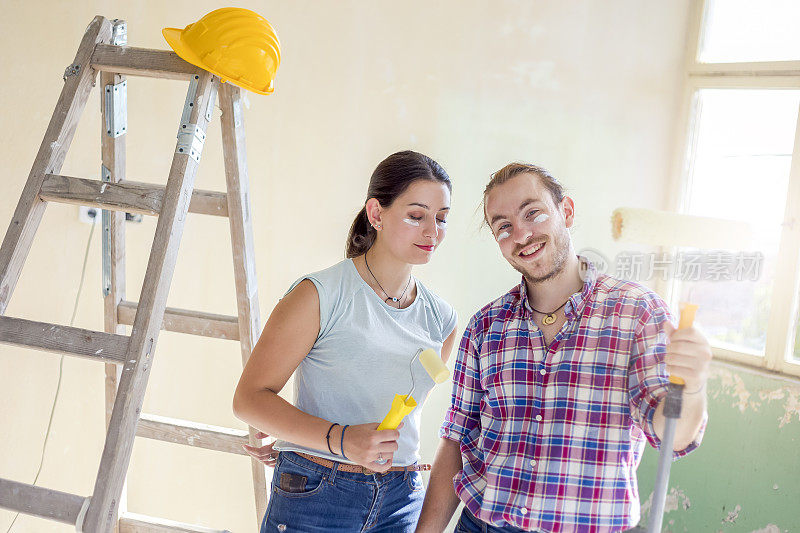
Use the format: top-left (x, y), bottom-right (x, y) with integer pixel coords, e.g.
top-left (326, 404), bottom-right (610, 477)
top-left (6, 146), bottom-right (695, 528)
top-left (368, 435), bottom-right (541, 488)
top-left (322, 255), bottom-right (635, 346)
top-left (346, 150), bottom-right (451, 258)
top-left (346, 206), bottom-right (376, 259)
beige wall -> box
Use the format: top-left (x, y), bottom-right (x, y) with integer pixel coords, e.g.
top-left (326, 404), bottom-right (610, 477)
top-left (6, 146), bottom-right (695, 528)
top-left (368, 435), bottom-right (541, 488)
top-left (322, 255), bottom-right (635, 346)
top-left (0, 1), bottom-right (690, 531)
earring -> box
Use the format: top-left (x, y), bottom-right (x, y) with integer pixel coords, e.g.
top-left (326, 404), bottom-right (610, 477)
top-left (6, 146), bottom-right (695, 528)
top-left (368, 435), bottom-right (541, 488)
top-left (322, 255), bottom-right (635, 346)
top-left (374, 224), bottom-right (382, 230)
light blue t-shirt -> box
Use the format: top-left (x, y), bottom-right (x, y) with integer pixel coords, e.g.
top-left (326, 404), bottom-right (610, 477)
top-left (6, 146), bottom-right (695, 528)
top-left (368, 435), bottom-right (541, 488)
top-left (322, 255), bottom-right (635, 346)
top-left (272, 258), bottom-right (457, 466)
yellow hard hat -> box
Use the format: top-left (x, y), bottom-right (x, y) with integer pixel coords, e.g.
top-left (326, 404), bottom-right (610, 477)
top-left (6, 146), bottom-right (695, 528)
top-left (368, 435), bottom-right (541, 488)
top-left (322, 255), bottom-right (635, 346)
top-left (163, 7), bottom-right (281, 95)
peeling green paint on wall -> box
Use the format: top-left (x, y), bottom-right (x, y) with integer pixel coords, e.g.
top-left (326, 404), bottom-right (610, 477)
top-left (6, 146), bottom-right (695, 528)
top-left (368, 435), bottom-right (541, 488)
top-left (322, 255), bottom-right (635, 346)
top-left (636, 363), bottom-right (800, 532)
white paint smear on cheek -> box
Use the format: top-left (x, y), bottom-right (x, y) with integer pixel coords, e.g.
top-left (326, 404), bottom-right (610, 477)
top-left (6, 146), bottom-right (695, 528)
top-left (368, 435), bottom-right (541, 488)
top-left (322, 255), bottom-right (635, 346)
top-left (496, 231), bottom-right (510, 242)
top-left (533, 213), bottom-right (549, 224)
top-left (402, 218), bottom-right (420, 227)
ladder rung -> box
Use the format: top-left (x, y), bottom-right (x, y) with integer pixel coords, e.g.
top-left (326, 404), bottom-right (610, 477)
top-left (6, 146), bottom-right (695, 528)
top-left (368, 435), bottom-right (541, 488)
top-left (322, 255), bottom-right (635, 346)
top-left (91, 44), bottom-right (199, 80)
top-left (132, 179), bottom-right (228, 217)
top-left (117, 301), bottom-right (240, 340)
top-left (40, 174), bottom-right (229, 217)
top-left (0, 478), bottom-right (85, 525)
top-left (136, 413), bottom-right (249, 456)
top-left (119, 512), bottom-right (231, 533)
top-left (0, 316), bottom-right (128, 363)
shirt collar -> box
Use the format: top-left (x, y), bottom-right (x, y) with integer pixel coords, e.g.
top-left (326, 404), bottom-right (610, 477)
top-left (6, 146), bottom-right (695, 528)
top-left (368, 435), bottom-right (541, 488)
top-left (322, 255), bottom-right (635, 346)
top-left (518, 255), bottom-right (597, 320)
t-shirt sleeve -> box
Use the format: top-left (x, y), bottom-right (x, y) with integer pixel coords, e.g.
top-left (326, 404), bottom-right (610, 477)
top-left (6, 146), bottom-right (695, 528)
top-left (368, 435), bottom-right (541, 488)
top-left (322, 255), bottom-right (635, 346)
top-left (439, 315), bottom-right (482, 443)
top-left (628, 292), bottom-right (706, 458)
top-left (282, 274), bottom-right (330, 341)
top-left (442, 303), bottom-right (458, 340)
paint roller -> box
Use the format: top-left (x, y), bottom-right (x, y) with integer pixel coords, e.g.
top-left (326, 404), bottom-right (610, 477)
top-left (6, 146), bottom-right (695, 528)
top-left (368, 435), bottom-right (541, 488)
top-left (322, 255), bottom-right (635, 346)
top-left (377, 348), bottom-right (449, 431)
top-left (611, 207), bottom-right (705, 533)
top-left (611, 207), bottom-right (760, 251)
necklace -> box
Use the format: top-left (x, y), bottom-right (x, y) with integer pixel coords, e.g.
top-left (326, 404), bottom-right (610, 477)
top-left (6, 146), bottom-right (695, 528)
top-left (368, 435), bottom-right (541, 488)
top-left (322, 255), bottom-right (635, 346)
top-left (530, 299), bottom-right (569, 325)
top-left (364, 253), bottom-right (412, 308)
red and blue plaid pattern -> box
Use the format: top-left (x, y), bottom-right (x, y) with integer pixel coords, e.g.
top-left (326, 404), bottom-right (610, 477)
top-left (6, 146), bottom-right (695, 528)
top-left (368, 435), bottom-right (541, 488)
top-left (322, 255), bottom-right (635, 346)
top-left (440, 258), bottom-right (706, 532)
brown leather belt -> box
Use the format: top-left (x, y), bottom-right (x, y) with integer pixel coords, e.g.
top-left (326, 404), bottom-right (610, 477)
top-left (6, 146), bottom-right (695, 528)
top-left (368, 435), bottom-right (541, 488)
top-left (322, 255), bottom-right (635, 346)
top-left (293, 451), bottom-right (431, 475)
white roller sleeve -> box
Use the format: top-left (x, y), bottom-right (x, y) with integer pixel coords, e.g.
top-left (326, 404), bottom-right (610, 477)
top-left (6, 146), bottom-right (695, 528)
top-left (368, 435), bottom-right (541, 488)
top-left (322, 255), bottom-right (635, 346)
top-left (610, 207), bottom-right (761, 250)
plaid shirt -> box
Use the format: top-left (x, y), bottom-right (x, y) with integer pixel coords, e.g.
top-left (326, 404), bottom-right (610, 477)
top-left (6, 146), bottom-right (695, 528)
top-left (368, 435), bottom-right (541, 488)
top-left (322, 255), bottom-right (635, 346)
top-left (440, 258), bottom-right (706, 532)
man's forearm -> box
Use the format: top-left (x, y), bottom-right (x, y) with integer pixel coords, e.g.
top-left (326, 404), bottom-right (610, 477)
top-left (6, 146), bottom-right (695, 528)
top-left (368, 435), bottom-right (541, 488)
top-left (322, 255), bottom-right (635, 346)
top-left (415, 438), bottom-right (463, 533)
top-left (653, 387), bottom-right (707, 450)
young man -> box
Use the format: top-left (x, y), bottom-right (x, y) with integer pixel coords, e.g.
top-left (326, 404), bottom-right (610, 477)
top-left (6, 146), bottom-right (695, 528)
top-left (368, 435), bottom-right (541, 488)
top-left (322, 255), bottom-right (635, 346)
top-left (416, 163), bottom-right (711, 533)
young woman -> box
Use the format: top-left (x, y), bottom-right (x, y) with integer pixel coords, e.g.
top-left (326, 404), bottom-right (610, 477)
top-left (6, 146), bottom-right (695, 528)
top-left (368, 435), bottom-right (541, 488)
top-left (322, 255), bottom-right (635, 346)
top-left (232, 150), bottom-right (459, 532)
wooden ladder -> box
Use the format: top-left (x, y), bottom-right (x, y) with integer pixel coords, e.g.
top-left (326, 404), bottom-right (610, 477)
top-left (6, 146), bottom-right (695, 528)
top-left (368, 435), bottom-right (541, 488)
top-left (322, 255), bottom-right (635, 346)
top-left (0, 16), bottom-right (268, 533)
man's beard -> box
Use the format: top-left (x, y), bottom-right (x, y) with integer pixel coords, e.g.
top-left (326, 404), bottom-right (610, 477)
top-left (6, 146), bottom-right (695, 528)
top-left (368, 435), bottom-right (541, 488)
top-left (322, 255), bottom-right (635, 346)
top-left (511, 226), bottom-right (571, 285)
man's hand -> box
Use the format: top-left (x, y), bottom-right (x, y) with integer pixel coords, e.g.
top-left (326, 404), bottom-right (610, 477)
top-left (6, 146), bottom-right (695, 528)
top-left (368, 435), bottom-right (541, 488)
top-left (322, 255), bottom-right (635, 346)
top-left (663, 322), bottom-right (712, 393)
top-left (653, 322), bottom-right (712, 450)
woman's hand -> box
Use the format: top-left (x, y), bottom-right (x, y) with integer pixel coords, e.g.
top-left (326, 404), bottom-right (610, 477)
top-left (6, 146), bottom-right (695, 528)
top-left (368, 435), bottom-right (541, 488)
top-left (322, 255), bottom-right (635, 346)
top-left (242, 431), bottom-right (277, 468)
top-left (340, 422), bottom-right (404, 473)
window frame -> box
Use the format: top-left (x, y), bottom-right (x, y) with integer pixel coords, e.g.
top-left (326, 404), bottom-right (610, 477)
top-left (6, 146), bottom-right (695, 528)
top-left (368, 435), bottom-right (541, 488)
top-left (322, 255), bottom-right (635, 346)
top-left (667, 0), bottom-right (800, 377)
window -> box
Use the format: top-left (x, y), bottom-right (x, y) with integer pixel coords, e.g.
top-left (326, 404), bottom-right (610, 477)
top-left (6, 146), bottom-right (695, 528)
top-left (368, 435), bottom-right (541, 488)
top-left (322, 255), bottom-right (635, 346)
top-left (673, 0), bottom-right (800, 375)
top-left (699, 0), bottom-right (800, 63)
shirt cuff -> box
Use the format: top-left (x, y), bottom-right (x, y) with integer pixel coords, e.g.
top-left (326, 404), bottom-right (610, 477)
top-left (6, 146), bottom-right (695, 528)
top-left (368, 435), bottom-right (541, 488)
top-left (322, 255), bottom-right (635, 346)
top-left (438, 422), bottom-right (466, 443)
top-left (645, 393), bottom-right (708, 459)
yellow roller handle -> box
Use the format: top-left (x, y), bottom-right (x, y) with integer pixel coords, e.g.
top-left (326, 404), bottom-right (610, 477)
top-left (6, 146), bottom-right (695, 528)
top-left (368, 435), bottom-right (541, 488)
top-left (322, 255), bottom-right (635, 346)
top-left (668, 303), bottom-right (699, 386)
top-left (377, 394), bottom-right (417, 430)
top-left (377, 349), bottom-right (449, 430)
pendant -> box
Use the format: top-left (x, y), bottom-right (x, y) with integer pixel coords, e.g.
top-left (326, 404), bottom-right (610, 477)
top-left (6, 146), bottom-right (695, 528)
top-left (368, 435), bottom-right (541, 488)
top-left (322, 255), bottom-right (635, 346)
top-left (542, 313), bottom-right (556, 325)
top-left (390, 297), bottom-right (399, 302)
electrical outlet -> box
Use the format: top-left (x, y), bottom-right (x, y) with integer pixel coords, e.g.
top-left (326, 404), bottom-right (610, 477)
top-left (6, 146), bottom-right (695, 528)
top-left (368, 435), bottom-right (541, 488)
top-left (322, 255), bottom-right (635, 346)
top-left (78, 206), bottom-right (99, 224)
top-left (77, 206), bottom-right (143, 224)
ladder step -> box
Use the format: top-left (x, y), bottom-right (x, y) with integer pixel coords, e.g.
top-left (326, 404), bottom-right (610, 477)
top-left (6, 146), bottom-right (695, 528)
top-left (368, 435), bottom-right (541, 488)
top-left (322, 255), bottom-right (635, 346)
top-left (117, 301), bottom-right (240, 340)
top-left (0, 478), bottom-right (85, 525)
top-left (119, 512), bottom-right (231, 533)
top-left (0, 316), bottom-right (128, 363)
top-left (136, 413), bottom-right (249, 456)
top-left (91, 44), bottom-right (199, 81)
top-left (40, 174), bottom-right (229, 217)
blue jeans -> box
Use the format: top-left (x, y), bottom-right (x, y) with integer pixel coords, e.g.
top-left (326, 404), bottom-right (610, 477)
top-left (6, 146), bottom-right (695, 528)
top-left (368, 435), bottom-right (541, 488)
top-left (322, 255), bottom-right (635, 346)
top-left (455, 506), bottom-right (539, 533)
top-left (260, 451), bottom-right (425, 532)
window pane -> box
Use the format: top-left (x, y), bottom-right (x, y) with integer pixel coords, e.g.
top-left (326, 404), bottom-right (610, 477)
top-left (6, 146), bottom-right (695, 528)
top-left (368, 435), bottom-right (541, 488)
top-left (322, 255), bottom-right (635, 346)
top-left (676, 254), bottom-right (773, 354)
top-left (678, 89), bottom-right (800, 354)
top-left (699, 0), bottom-right (800, 62)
